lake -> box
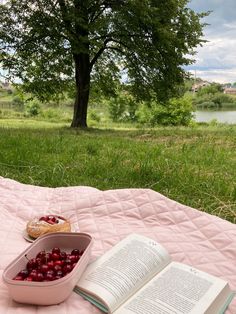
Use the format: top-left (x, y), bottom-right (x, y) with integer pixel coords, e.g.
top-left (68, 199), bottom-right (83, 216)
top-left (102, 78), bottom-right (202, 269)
top-left (194, 110), bottom-right (236, 124)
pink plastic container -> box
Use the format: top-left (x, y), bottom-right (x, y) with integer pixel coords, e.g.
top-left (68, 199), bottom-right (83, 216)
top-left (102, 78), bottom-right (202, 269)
top-left (2, 232), bottom-right (92, 305)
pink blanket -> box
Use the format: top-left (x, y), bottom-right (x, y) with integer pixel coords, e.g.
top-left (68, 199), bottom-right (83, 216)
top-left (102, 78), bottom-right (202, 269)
top-left (0, 177), bottom-right (235, 313)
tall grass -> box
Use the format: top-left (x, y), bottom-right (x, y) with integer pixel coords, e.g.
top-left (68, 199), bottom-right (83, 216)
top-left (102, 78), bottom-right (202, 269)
top-left (0, 120), bottom-right (235, 223)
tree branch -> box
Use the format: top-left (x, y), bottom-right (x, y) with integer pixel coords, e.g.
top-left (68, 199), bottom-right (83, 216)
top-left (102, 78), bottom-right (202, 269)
top-left (57, 0), bottom-right (74, 37)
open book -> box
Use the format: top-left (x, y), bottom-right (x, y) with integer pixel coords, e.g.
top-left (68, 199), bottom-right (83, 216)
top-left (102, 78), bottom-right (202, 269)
top-left (74, 234), bottom-right (235, 314)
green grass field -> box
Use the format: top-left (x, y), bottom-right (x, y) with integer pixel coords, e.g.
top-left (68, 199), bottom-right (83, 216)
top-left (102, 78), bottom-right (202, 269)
top-left (0, 119), bottom-right (235, 223)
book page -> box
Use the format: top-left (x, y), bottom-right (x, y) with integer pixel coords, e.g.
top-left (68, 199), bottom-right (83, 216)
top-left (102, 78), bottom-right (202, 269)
top-left (114, 262), bottom-right (232, 314)
top-left (76, 234), bottom-right (171, 312)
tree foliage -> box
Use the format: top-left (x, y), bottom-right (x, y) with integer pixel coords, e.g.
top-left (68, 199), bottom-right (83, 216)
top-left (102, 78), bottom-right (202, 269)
top-left (0, 0), bottom-right (208, 127)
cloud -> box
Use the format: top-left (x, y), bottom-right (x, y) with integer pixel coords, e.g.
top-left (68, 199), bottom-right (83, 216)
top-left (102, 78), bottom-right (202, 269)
top-left (186, 0), bottom-right (236, 83)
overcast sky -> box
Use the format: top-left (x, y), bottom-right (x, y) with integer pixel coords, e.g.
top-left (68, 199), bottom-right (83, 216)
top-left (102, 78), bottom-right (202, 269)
top-left (187, 0), bottom-right (236, 83)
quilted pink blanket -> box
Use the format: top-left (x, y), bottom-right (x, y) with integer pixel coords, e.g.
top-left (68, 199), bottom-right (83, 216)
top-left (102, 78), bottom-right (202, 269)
top-left (0, 177), bottom-right (235, 313)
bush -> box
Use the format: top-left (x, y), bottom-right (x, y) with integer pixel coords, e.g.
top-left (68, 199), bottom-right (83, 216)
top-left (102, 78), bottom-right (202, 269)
top-left (137, 96), bottom-right (193, 126)
top-left (24, 100), bottom-right (41, 116)
top-left (12, 96), bottom-right (24, 108)
top-left (108, 92), bottom-right (138, 122)
top-left (193, 91), bottom-right (236, 109)
top-left (197, 101), bottom-right (216, 109)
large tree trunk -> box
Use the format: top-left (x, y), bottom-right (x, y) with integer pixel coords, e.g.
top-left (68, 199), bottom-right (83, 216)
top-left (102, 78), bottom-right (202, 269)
top-left (71, 53), bottom-right (90, 128)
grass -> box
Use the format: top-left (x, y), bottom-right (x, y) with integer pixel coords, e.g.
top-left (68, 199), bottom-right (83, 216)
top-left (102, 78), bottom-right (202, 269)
top-left (0, 119), bottom-right (235, 223)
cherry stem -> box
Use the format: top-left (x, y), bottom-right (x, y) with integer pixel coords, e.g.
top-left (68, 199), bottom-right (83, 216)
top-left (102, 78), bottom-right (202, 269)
top-left (24, 254), bottom-right (29, 261)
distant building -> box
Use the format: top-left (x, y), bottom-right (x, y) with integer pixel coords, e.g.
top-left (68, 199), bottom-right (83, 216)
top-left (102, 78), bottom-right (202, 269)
top-left (223, 88), bottom-right (236, 95)
top-left (191, 81), bottom-right (211, 92)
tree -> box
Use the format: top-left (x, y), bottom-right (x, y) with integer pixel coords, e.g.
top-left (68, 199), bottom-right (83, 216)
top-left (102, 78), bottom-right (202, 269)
top-left (0, 0), bottom-right (208, 128)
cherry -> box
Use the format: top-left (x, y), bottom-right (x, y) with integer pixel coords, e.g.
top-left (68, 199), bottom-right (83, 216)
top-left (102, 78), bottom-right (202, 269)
top-left (51, 253), bottom-right (60, 261)
top-left (54, 275), bottom-right (62, 280)
top-left (25, 256), bottom-right (37, 270)
top-left (45, 252), bottom-right (52, 261)
top-left (18, 269), bottom-right (29, 278)
top-left (68, 255), bottom-right (78, 263)
top-left (52, 247), bottom-right (61, 254)
top-left (63, 264), bottom-right (72, 274)
top-left (29, 270), bottom-right (38, 281)
top-left (36, 250), bottom-right (46, 260)
top-left (39, 216), bottom-right (48, 222)
top-left (56, 270), bottom-right (63, 277)
top-left (13, 275), bottom-right (24, 280)
top-left (54, 264), bottom-right (62, 272)
top-left (47, 260), bottom-right (55, 269)
top-left (71, 249), bottom-right (80, 256)
top-left (48, 215), bottom-right (57, 222)
top-left (60, 251), bottom-right (67, 260)
top-left (45, 274), bottom-right (54, 281)
top-left (14, 246), bottom-right (82, 281)
top-left (36, 272), bottom-right (44, 282)
top-left (46, 270), bottom-right (55, 276)
top-left (45, 270), bottom-right (55, 281)
top-left (36, 257), bottom-right (43, 266)
top-left (40, 264), bottom-right (49, 273)
top-left (64, 258), bottom-right (72, 266)
top-left (24, 276), bottom-right (33, 281)
top-left (54, 260), bottom-right (64, 267)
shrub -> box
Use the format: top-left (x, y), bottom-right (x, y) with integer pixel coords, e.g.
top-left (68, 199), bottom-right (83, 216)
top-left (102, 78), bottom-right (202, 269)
top-left (197, 101), bottom-right (216, 109)
top-left (12, 96), bottom-right (24, 108)
top-left (24, 100), bottom-right (41, 116)
top-left (137, 96), bottom-right (193, 126)
top-left (108, 92), bottom-right (138, 122)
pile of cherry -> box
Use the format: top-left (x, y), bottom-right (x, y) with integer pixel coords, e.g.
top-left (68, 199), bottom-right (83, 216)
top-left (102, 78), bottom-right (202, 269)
top-left (13, 247), bottom-right (83, 282)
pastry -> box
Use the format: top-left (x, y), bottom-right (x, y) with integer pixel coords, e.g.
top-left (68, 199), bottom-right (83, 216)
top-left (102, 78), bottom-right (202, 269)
top-left (26, 215), bottom-right (71, 239)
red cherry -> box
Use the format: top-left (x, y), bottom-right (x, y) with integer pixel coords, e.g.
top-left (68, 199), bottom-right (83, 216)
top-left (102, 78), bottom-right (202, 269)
top-left (26, 257), bottom-right (37, 270)
top-left (18, 269), bottom-right (29, 278)
top-left (45, 252), bottom-right (52, 261)
top-left (56, 270), bottom-right (63, 277)
top-left (36, 250), bottom-right (46, 260)
top-left (60, 251), bottom-right (67, 260)
top-left (36, 257), bottom-right (43, 268)
top-left (54, 264), bottom-right (62, 272)
top-left (71, 249), bottom-right (80, 256)
top-left (68, 255), bottom-right (78, 263)
top-left (54, 275), bottom-right (62, 280)
top-left (63, 264), bottom-right (72, 274)
top-left (54, 260), bottom-right (64, 267)
top-left (47, 219), bottom-right (55, 224)
top-left (48, 215), bottom-right (56, 221)
top-left (45, 270), bottom-right (55, 281)
top-left (47, 260), bottom-right (55, 269)
top-left (29, 270), bottom-right (38, 281)
top-left (51, 253), bottom-right (60, 261)
top-left (40, 264), bottom-right (49, 273)
top-left (64, 258), bottom-right (72, 265)
top-left (52, 247), bottom-right (61, 254)
top-left (39, 216), bottom-right (48, 222)
top-left (36, 272), bottom-right (44, 281)
top-left (46, 270), bottom-right (55, 276)
top-left (13, 275), bottom-right (24, 280)
top-left (24, 276), bottom-right (33, 281)
top-left (72, 262), bottom-right (77, 269)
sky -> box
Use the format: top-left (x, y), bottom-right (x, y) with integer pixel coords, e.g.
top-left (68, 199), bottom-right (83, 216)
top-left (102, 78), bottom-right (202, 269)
top-left (1, 1), bottom-right (235, 85)
top-left (187, 0), bottom-right (236, 84)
